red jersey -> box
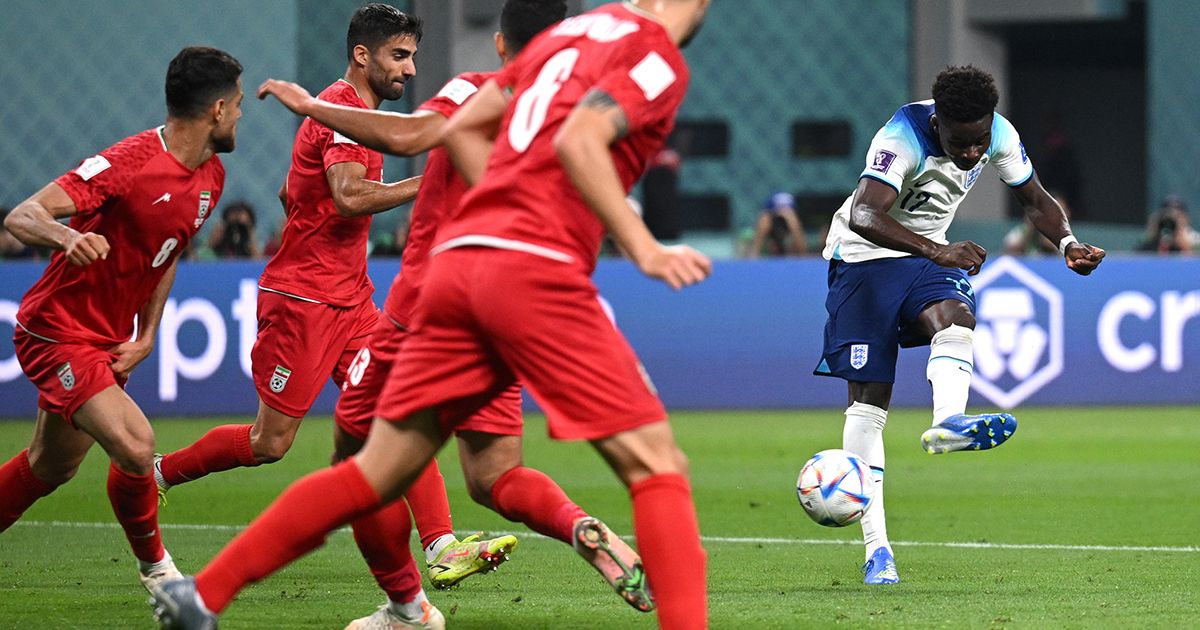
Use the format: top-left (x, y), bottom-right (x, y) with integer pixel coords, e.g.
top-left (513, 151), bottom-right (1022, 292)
top-left (383, 71), bottom-right (494, 325)
top-left (435, 3), bottom-right (689, 274)
top-left (260, 80), bottom-right (384, 306)
top-left (17, 127), bottom-right (224, 346)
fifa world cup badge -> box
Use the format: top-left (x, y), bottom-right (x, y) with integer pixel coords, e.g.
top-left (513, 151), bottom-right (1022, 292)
top-left (195, 191), bottom-right (212, 228)
top-left (270, 365), bottom-right (291, 393)
top-left (57, 362), bottom-right (75, 390)
top-left (850, 344), bottom-right (869, 369)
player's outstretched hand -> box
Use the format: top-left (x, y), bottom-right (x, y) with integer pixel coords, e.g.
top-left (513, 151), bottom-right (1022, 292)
top-left (64, 231), bottom-right (109, 266)
top-left (1065, 242), bottom-right (1105, 276)
top-left (931, 240), bottom-right (987, 276)
top-left (638, 243), bottom-right (712, 290)
top-left (109, 340), bottom-right (153, 380)
top-left (257, 79), bottom-right (314, 115)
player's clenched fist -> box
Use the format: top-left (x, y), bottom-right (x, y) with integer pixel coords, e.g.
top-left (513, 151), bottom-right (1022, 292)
top-left (1065, 242), bottom-right (1105, 276)
top-left (931, 240), bottom-right (986, 276)
top-left (63, 231), bottom-right (109, 266)
top-left (638, 243), bottom-right (712, 290)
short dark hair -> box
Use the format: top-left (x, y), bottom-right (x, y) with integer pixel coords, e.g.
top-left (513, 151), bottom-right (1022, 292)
top-left (221, 200), bottom-right (256, 226)
top-left (501, 0), bottom-right (567, 54)
top-left (165, 46), bottom-right (243, 119)
top-left (932, 65), bottom-right (999, 124)
top-left (347, 3), bottom-right (423, 61)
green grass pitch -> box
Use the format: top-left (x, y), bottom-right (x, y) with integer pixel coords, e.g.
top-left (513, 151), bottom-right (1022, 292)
top-left (1, 408), bottom-right (1197, 629)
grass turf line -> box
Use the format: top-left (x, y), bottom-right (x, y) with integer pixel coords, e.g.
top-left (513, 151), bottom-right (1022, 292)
top-left (1, 408), bottom-right (1197, 629)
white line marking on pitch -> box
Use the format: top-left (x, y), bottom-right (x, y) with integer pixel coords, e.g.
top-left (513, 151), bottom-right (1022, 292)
top-left (14, 520), bottom-right (1198, 553)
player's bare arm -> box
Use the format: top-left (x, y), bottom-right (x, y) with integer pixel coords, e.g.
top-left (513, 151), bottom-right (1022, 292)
top-left (325, 162), bottom-right (422, 217)
top-left (442, 79), bottom-right (508, 186)
top-left (555, 88), bottom-right (711, 290)
top-left (1011, 173), bottom-right (1105, 275)
top-left (259, 79), bottom-right (447, 156)
top-left (5, 182), bottom-right (109, 266)
top-left (110, 261), bottom-right (177, 380)
top-left (849, 177), bottom-right (987, 275)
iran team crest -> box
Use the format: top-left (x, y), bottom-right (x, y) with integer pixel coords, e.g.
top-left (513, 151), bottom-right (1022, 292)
top-left (57, 362), bottom-right (75, 391)
top-left (195, 191), bottom-right (212, 228)
top-left (269, 365), bottom-right (291, 393)
top-left (850, 344), bottom-right (869, 369)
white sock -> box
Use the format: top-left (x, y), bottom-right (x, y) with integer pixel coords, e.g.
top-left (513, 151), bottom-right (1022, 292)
top-left (138, 549), bottom-right (172, 574)
top-left (927, 324), bottom-right (974, 425)
top-left (843, 402), bottom-right (889, 562)
top-left (388, 589), bottom-right (430, 620)
top-left (424, 533), bottom-right (457, 565)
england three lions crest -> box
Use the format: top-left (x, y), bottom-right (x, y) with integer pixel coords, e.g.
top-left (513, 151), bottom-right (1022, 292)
top-left (850, 344), bottom-right (869, 369)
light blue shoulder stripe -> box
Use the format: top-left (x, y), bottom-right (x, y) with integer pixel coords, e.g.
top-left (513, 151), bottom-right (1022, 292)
top-left (881, 112), bottom-right (927, 163)
top-left (987, 112), bottom-right (1017, 159)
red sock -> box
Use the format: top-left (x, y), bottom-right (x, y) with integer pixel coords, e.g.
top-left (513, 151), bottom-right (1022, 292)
top-left (631, 473), bottom-right (707, 630)
top-left (404, 459), bottom-right (454, 549)
top-left (159, 424), bottom-right (257, 486)
top-left (195, 460), bottom-right (381, 613)
top-left (0, 450), bottom-right (56, 532)
top-left (351, 497), bottom-right (423, 603)
top-left (107, 463), bottom-right (165, 564)
top-left (490, 466), bottom-right (587, 544)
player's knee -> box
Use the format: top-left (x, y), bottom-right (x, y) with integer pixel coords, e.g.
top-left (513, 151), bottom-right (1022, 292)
top-left (109, 441), bottom-right (155, 476)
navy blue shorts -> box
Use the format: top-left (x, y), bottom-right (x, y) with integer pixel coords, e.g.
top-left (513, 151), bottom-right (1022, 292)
top-left (813, 257), bottom-right (975, 384)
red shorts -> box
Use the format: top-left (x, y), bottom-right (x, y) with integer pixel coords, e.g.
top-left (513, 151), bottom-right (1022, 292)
top-left (251, 290), bottom-right (380, 417)
top-left (12, 327), bottom-right (125, 425)
top-left (376, 248), bottom-right (666, 441)
top-left (334, 314), bottom-right (523, 440)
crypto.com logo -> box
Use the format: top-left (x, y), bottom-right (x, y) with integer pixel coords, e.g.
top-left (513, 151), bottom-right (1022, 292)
top-left (970, 257), bottom-right (1064, 409)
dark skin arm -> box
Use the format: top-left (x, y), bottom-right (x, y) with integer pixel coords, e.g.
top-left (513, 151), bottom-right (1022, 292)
top-left (258, 79), bottom-right (447, 156)
top-left (848, 177), bottom-right (987, 275)
top-left (1009, 172), bottom-right (1105, 275)
top-left (326, 162), bottom-right (422, 218)
top-left (5, 183), bottom-right (109, 265)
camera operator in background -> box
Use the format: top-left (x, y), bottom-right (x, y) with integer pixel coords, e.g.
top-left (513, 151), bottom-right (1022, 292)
top-left (208, 200), bottom-right (261, 258)
top-left (1139, 195), bottom-right (1198, 255)
top-left (746, 191), bottom-right (807, 257)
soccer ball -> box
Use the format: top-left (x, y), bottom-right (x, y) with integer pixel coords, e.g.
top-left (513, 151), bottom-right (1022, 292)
top-left (795, 449), bottom-right (875, 527)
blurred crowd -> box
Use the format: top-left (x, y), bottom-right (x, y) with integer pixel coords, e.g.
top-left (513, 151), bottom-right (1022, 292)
top-left (3, 192), bottom-right (1199, 262)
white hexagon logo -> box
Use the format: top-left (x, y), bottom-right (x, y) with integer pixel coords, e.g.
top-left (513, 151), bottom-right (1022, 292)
top-left (970, 256), bottom-right (1063, 409)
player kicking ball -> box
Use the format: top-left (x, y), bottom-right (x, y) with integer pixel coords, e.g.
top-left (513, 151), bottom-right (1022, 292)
top-left (0, 47), bottom-right (242, 596)
top-left (813, 65), bottom-right (1105, 584)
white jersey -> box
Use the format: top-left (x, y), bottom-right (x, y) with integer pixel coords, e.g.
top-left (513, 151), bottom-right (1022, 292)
top-left (823, 100), bottom-right (1034, 263)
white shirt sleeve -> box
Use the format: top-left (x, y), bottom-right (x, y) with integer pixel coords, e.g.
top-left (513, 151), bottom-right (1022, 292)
top-left (859, 116), bottom-right (921, 193)
top-left (988, 113), bottom-right (1035, 187)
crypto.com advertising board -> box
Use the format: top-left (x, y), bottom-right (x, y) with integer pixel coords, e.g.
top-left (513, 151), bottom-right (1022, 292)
top-left (1, 257), bottom-right (1197, 416)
